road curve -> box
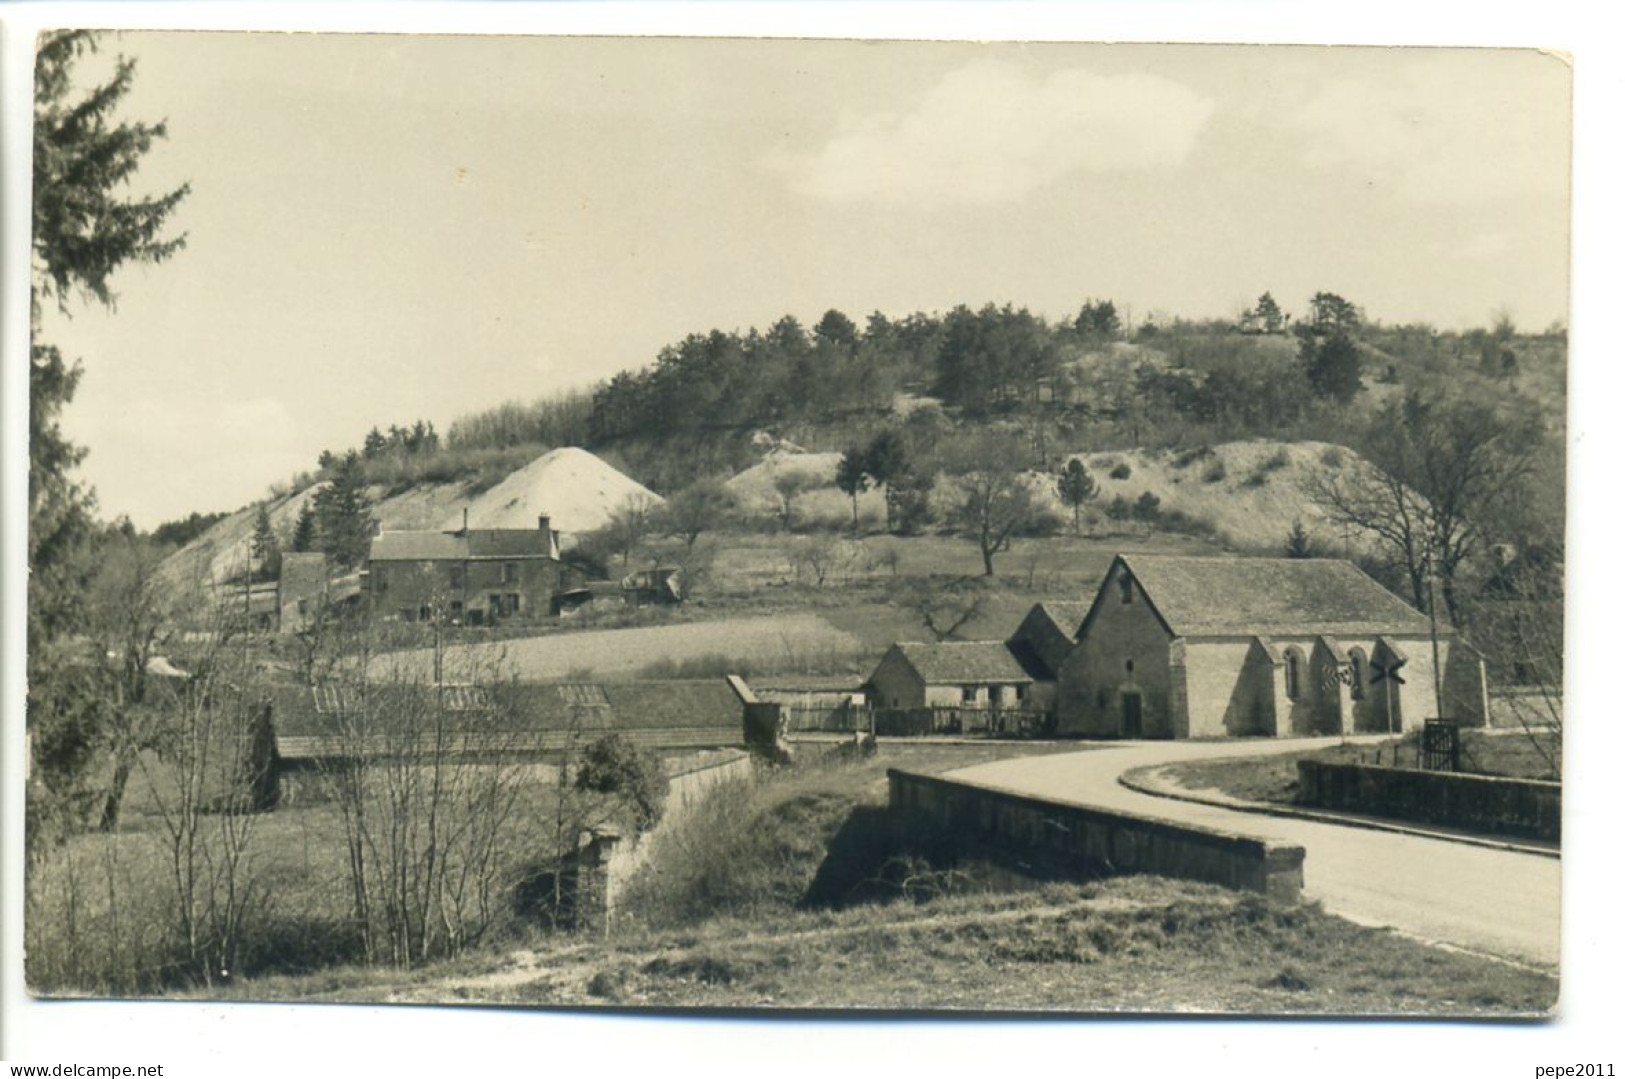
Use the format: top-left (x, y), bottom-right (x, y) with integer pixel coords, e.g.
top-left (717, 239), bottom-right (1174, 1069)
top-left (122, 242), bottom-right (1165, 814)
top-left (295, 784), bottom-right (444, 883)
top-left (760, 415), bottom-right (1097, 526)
top-left (948, 739), bottom-right (1561, 969)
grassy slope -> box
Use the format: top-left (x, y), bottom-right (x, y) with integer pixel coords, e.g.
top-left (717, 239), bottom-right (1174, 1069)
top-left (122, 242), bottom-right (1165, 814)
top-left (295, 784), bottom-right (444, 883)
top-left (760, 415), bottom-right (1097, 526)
top-left (193, 744), bottom-right (1555, 1016)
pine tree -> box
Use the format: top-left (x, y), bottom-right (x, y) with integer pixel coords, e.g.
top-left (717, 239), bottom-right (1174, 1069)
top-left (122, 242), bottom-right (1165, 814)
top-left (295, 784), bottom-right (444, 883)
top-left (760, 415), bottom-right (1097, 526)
top-left (861, 430), bottom-right (908, 532)
top-left (313, 452), bottom-right (374, 569)
top-left (29, 30), bottom-right (189, 842)
top-left (250, 504), bottom-right (281, 581)
top-left (1055, 458), bottom-right (1098, 533)
top-left (290, 502), bottom-right (317, 553)
top-left (834, 447), bottom-right (870, 534)
top-left (1254, 292), bottom-right (1284, 334)
top-left (1284, 519), bottom-right (1316, 559)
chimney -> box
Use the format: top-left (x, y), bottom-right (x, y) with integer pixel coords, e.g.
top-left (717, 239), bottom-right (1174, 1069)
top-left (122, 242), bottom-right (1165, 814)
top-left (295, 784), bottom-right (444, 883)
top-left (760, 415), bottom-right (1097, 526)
top-left (538, 514), bottom-right (551, 534)
top-left (462, 507), bottom-right (469, 534)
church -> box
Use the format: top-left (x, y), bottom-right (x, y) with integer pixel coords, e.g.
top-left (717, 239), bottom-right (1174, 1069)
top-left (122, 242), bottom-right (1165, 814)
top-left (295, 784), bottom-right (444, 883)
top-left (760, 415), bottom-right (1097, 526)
top-left (1054, 555), bottom-right (1488, 739)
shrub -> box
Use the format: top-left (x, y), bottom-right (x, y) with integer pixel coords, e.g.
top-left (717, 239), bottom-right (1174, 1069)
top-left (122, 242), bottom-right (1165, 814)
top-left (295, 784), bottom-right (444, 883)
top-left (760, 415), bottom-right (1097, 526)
top-left (1109, 462), bottom-right (1132, 480)
top-left (1133, 492), bottom-right (1162, 519)
top-left (1319, 446), bottom-right (1344, 469)
top-left (1261, 447), bottom-right (1292, 472)
top-left (1201, 460), bottom-right (1227, 484)
top-left (1171, 445), bottom-right (1213, 469)
top-left (1103, 495), bottom-right (1134, 521)
top-left (1242, 470), bottom-right (1269, 489)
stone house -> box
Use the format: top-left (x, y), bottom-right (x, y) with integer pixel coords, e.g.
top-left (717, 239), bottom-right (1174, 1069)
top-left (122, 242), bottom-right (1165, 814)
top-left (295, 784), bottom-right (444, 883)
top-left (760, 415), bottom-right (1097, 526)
top-left (368, 516), bottom-right (581, 625)
top-left (1055, 554), bottom-right (1488, 739)
top-left (865, 640), bottom-right (1051, 713)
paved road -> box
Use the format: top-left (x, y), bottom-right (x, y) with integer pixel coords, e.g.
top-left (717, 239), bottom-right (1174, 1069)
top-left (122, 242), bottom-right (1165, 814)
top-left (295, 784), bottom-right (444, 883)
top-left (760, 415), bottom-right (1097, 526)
top-left (949, 739), bottom-right (1561, 969)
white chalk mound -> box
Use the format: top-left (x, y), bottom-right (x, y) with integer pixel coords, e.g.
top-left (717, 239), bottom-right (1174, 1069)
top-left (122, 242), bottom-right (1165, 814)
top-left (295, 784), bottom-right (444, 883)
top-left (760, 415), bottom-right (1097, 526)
top-left (442, 447), bottom-right (663, 539)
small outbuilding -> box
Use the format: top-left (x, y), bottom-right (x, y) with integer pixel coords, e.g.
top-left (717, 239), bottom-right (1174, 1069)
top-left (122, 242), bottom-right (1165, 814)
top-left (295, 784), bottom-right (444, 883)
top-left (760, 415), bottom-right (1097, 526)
top-left (865, 640), bottom-right (1051, 713)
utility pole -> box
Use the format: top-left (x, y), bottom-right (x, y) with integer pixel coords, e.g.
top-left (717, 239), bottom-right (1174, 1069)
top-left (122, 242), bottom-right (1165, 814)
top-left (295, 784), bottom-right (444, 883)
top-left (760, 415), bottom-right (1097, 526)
top-left (1425, 553), bottom-right (1446, 719)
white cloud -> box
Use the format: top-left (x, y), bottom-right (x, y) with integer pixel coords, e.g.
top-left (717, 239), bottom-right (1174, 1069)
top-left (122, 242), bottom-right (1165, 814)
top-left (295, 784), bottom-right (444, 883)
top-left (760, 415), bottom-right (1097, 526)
top-left (781, 59), bottom-right (1214, 207)
top-left (1283, 61), bottom-right (1570, 206)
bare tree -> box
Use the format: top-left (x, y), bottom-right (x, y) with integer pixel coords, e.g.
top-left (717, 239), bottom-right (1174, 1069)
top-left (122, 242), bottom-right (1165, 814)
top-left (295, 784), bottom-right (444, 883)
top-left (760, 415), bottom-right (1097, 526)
top-left (134, 604), bottom-right (274, 987)
top-left (656, 476), bottom-right (733, 550)
top-left (943, 434), bottom-right (1041, 577)
top-left (771, 470), bottom-right (822, 531)
top-left (1311, 394), bottom-right (1537, 623)
top-left (88, 532), bottom-right (173, 831)
top-left (892, 577), bottom-right (989, 642)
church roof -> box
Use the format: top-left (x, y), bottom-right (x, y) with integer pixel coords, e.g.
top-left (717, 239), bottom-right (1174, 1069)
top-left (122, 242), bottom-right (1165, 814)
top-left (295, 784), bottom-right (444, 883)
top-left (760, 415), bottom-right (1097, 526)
top-left (1109, 555), bottom-right (1437, 638)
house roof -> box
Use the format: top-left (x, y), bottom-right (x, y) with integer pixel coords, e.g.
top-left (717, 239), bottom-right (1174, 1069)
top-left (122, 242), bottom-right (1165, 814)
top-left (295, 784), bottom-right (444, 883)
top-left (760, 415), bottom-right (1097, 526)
top-left (1031, 601), bottom-right (1093, 639)
top-left (370, 528), bottom-right (555, 562)
top-left (1112, 555), bottom-right (1437, 638)
top-left (370, 531), bottom-right (469, 562)
top-left (268, 678), bottom-right (748, 759)
top-left (888, 640), bottom-right (1049, 685)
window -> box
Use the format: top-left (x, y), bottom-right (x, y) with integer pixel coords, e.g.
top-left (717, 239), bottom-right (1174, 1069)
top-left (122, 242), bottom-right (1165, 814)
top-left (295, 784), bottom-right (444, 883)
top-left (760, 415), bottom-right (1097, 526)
top-left (961, 686), bottom-right (977, 704)
top-left (450, 566), bottom-right (464, 590)
top-left (1014, 684), bottom-right (1027, 701)
top-left (503, 562), bottom-right (519, 584)
top-left (399, 607), bottom-right (415, 623)
top-left (296, 599), bottom-right (309, 618)
top-left (1284, 648), bottom-right (1304, 700)
top-left (505, 593), bottom-right (521, 615)
top-left (1119, 575), bottom-right (1134, 604)
top-left (1348, 648), bottom-right (1367, 701)
top-left (419, 605), bottom-right (432, 622)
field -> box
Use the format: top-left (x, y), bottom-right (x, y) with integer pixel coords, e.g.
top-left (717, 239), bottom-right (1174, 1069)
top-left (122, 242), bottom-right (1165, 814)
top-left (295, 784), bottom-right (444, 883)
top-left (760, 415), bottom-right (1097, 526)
top-left (376, 612), bottom-right (869, 682)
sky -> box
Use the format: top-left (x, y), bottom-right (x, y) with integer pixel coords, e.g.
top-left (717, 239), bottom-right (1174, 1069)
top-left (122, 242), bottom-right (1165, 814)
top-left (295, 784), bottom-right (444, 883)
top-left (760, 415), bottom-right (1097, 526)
top-left (38, 33), bottom-right (1572, 529)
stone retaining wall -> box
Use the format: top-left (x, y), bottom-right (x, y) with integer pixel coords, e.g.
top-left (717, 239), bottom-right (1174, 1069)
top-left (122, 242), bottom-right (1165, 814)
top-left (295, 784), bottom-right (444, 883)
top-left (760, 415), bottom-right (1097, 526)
top-left (887, 769), bottom-right (1305, 901)
top-left (1296, 760), bottom-right (1560, 842)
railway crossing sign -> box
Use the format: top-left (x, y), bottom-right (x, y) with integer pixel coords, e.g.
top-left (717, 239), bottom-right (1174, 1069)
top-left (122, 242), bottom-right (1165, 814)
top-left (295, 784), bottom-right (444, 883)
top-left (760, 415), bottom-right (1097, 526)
top-left (1369, 656), bottom-right (1406, 685)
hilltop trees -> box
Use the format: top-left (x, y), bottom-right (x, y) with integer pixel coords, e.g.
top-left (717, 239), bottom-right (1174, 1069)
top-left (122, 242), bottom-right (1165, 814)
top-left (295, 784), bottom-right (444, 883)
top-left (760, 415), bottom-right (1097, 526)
top-left (29, 30), bottom-right (190, 842)
top-left (1252, 292), bottom-right (1284, 334)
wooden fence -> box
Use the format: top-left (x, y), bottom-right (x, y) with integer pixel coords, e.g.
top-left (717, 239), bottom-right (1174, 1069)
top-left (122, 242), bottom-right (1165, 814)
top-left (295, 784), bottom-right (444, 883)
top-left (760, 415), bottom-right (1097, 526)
top-left (780, 703), bottom-right (1055, 739)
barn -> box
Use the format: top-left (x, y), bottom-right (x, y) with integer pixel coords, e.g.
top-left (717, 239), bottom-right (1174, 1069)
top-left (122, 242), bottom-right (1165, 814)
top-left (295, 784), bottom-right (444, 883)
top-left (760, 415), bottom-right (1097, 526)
top-left (1055, 554), bottom-right (1488, 739)
top-left (268, 677), bottom-right (754, 767)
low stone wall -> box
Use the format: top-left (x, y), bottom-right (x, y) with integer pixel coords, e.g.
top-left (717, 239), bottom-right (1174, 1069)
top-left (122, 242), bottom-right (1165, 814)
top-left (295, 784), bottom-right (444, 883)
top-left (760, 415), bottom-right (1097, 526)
top-left (1296, 760), bottom-right (1561, 842)
top-left (887, 769), bottom-right (1305, 901)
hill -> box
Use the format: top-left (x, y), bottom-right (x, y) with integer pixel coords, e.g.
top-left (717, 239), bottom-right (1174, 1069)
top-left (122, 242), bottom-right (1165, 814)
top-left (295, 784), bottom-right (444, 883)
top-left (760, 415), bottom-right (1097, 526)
top-left (1057, 440), bottom-right (1383, 555)
top-left (157, 447), bottom-right (657, 588)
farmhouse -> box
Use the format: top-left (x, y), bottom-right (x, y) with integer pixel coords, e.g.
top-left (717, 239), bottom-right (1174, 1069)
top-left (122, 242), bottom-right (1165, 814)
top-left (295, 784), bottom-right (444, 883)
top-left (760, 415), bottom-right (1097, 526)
top-left (1055, 554), bottom-right (1488, 739)
top-left (368, 515), bottom-right (582, 625)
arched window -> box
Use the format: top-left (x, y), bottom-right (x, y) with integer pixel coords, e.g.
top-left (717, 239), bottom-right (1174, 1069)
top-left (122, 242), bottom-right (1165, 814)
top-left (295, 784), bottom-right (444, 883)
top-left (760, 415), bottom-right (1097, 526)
top-left (1119, 575), bottom-right (1134, 605)
top-left (1348, 648), bottom-right (1367, 701)
top-left (1284, 648), bottom-right (1303, 700)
